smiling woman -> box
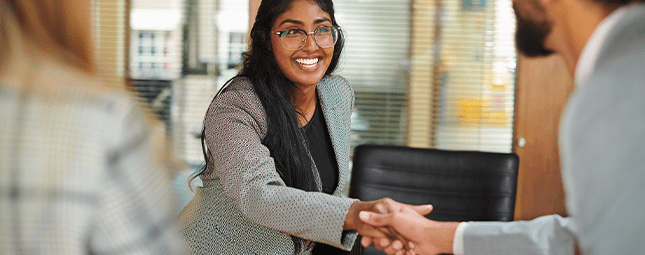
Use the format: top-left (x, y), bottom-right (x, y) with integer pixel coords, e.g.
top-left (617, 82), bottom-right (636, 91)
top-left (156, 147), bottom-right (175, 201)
top-left (270, 0), bottom-right (337, 102)
top-left (176, 0), bottom-right (428, 254)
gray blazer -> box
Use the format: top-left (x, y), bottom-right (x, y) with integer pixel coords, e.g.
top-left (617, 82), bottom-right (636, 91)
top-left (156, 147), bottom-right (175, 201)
top-left (462, 4), bottom-right (645, 255)
top-left (177, 75), bottom-right (359, 254)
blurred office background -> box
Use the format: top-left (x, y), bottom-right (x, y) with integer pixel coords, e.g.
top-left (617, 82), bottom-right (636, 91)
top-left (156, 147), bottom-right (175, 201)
top-left (89, 0), bottom-right (520, 213)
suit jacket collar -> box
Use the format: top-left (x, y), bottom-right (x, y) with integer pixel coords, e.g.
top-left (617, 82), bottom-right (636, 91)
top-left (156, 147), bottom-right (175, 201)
top-left (316, 75), bottom-right (352, 196)
top-left (578, 4), bottom-right (645, 86)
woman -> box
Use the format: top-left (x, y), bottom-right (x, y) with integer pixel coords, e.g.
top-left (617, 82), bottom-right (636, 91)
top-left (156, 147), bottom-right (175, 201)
top-left (0, 0), bottom-right (184, 253)
top-left (178, 0), bottom-right (429, 254)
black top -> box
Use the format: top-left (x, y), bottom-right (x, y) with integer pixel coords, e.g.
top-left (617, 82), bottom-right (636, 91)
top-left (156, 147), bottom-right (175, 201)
top-left (303, 100), bottom-right (352, 255)
top-left (301, 100), bottom-right (339, 194)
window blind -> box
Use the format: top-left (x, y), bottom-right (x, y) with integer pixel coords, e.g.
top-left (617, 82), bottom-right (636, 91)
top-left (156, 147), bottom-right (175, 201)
top-left (426, 0), bottom-right (517, 153)
top-left (335, 0), bottom-right (517, 154)
top-left (334, 0), bottom-right (411, 152)
top-left (91, 0), bottom-right (128, 88)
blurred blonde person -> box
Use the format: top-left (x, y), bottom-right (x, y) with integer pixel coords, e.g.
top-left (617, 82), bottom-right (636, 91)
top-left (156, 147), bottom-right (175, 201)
top-left (0, 0), bottom-right (185, 254)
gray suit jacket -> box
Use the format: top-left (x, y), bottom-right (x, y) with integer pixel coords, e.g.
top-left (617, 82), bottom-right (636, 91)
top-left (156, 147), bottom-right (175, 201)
top-left (462, 4), bottom-right (645, 254)
top-left (177, 75), bottom-right (359, 254)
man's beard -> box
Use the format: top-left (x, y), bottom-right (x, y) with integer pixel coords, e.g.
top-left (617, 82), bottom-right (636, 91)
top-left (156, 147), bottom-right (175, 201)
top-left (514, 8), bottom-right (555, 57)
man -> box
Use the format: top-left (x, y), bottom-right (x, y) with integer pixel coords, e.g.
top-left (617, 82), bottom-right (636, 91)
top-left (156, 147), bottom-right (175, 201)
top-left (359, 0), bottom-right (645, 253)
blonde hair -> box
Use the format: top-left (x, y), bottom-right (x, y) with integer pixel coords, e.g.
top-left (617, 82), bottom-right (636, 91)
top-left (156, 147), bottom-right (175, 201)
top-left (2, 0), bottom-right (94, 73)
top-left (1, 0), bottom-right (186, 173)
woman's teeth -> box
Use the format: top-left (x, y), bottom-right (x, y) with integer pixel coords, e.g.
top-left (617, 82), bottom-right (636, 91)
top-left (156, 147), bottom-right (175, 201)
top-left (296, 58), bottom-right (319, 66)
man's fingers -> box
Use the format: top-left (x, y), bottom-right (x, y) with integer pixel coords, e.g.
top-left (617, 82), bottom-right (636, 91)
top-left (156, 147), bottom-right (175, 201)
top-left (410, 204), bottom-right (433, 215)
top-left (381, 240), bottom-right (405, 255)
top-left (361, 235), bottom-right (374, 247)
top-left (391, 239), bottom-right (404, 250)
top-left (375, 202), bottom-right (389, 213)
top-left (381, 198), bottom-right (432, 216)
top-left (380, 198), bottom-right (403, 212)
top-left (372, 237), bottom-right (392, 250)
top-left (406, 242), bottom-right (417, 255)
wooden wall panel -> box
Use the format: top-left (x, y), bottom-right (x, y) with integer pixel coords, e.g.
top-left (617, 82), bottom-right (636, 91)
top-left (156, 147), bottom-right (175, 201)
top-left (512, 54), bottom-right (574, 220)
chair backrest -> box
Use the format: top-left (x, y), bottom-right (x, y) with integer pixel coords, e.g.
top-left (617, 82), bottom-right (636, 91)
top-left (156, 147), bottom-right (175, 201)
top-left (349, 144), bottom-right (519, 222)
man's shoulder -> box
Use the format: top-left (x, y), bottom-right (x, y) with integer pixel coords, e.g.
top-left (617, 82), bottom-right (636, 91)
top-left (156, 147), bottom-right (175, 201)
top-left (598, 4), bottom-right (645, 65)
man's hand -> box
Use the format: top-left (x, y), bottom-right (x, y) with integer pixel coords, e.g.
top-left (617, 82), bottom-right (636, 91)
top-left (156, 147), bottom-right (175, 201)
top-left (358, 199), bottom-right (460, 255)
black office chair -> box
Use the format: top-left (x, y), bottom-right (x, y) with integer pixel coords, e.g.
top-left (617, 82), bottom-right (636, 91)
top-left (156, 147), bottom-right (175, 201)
top-left (349, 144), bottom-right (519, 255)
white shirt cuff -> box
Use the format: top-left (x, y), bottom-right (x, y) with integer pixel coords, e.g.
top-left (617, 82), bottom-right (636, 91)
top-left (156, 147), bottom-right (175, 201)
top-left (452, 222), bottom-right (469, 255)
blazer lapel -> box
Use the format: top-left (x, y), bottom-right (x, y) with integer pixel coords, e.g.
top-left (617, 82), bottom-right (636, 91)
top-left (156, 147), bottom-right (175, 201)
top-left (316, 76), bottom-right (352, 196)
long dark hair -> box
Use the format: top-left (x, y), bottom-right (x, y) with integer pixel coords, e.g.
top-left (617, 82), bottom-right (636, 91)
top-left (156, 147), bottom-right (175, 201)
top-left (193, 0), bottom-right (344, 190)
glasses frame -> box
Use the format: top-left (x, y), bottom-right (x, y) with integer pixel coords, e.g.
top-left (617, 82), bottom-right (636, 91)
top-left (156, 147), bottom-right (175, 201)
top-left (272, 25), bottom-right (341, 51)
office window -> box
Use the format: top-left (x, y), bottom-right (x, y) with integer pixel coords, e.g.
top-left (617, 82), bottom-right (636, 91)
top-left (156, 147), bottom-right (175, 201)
top-left (335, 0), bottom-right (516, 153)
top-left (421, 0), bottom-right (517, 152)
top-left (227, 32), bottom-right (246, 69)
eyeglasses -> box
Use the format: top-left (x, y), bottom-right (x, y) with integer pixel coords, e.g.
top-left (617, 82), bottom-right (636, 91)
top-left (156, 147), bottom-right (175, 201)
top-left (272, 26), bottom-right (341, 51)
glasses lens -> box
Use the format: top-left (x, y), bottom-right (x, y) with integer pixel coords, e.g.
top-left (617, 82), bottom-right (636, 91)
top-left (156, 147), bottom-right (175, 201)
top-left (280, 29), bottom-right (306, 50)
top-left (314, 26), bottom-right (338, 48)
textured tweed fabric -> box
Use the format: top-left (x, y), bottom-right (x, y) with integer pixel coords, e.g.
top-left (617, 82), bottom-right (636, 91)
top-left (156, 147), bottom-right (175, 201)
top-left (178, 75), bottom-right (359, 254)
top-left (0, 62), bottom-right (185, 254)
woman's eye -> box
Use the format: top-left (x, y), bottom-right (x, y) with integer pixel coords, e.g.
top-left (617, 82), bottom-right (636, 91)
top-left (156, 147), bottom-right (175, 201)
top-left (285, 29), bottom-right (301, 35)
top-left (315, 27), bottom-right (331, 33)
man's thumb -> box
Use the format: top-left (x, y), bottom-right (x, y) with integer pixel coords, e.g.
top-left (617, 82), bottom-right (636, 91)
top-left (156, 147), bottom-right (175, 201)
top-left (359, 211), bottom-right (388, 226)
top-left (411, 204), bottom-right (433, 215)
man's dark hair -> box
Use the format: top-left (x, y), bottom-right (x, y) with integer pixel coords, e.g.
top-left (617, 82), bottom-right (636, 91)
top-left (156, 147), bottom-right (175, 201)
top-left (595, 0), bottom-right (644, 6)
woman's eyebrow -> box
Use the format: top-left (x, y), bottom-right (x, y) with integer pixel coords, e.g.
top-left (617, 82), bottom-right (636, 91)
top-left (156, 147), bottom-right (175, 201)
top-left (278, 17), bottom-right (332, 26)
top-left (279, 19), bottom-right (303, 26)
top-left (314, 18), bottom-right (332, 24)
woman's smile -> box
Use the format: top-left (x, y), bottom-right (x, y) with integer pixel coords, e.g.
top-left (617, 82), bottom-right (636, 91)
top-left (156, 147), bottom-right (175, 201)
top-left (295, 57), bottom-right (320, 67)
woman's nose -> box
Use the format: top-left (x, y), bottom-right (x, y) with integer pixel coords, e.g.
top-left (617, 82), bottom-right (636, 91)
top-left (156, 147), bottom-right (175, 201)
top-left (300, 34), bottom-right (319, 51)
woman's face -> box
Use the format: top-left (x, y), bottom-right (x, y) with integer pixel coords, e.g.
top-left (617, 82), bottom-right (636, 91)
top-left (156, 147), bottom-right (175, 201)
top-left (271, 0), bottom-right (335, 89)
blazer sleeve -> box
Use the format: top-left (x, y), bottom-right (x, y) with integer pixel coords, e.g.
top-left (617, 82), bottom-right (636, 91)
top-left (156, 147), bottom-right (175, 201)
top-left (202, 79), bottom-right (358, 250)
top-left (462, 215), bottom-right (577, 255)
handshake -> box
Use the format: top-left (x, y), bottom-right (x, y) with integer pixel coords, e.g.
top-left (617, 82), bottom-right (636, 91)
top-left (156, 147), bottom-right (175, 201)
top-left (347, 198), bottom-right (460, 255)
